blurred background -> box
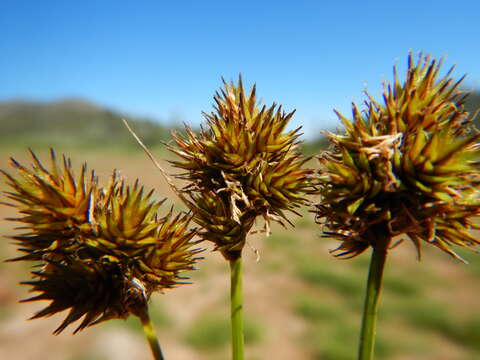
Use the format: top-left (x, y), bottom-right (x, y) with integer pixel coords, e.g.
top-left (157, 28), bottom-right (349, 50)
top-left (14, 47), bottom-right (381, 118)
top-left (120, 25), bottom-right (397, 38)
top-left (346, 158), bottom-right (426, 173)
top-left (1, 1), bottom-right (480, 359)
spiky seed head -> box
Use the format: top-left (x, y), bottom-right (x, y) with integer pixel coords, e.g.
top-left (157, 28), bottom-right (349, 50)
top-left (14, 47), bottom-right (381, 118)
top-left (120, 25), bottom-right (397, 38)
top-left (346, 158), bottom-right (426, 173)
top-left (315, 53), bottom-right (480, 260)
top-left (168, 77), bottom-right (314, 258)
top-left (2, 150), bottom-right (203, 333)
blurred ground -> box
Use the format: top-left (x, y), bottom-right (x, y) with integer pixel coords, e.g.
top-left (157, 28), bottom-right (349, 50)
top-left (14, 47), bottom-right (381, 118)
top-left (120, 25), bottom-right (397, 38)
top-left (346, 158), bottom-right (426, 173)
top-left (1, 148), bottom-right (480, 360)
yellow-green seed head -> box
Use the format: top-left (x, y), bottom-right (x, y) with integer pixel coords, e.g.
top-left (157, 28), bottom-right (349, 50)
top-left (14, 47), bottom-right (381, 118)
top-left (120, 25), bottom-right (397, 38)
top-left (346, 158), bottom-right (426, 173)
top-left (169, 77), bottom-right (314, 258)
top-left (2, 150), bottom-right (203, 333)
top-left (1, 149), bottom-right (96, 260)
top-left (316, 54), bottom-right (480, 260)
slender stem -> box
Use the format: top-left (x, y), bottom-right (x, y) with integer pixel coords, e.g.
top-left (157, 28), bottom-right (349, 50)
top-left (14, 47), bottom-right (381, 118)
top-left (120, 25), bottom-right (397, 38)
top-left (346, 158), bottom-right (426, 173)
top-left (229, 256), bottom-right (245, 360)
top-left (358, 240), bottom-right (389, 360)
top-left (139, 307), bottom-right (165, 360)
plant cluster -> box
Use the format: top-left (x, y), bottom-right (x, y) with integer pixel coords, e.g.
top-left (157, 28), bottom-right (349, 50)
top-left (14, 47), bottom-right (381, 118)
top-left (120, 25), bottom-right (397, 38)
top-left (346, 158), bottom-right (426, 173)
top-left (2, 53), bottom-right (480, 360)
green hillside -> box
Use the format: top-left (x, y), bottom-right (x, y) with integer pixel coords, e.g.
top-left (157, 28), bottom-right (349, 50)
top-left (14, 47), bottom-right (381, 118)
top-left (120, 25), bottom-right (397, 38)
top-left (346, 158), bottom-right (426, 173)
top-left (0, 98), bottom-right (173, 149)
top-left (464, 90), bottom-right (480, 117)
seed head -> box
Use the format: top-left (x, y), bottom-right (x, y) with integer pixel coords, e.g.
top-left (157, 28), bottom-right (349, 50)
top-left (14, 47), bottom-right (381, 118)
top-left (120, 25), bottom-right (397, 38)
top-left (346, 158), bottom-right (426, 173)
top-left (315, 53), bottom-right (480, 260)
top-left (2, 150), bottom-right (202, 333)
top-left (168, 77), bottom-right (314, 259)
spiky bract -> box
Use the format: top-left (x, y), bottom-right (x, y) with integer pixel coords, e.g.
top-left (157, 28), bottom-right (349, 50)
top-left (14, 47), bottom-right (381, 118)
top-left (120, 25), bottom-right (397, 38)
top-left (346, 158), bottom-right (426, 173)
top-left (2, 150), bottom-right (202, 333)
top-left (315, 54), bottom-right (480, 260)
top-left (169, 78), bottom-right (314, 259)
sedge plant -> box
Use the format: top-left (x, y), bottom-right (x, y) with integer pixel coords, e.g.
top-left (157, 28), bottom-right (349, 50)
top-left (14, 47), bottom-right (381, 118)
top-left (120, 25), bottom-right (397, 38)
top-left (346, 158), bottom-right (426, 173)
top-left (167, 77), bottom-right (314, 359)
top-left (1, 149), bottom-right (203, 360)
top-left (314, 53), bottom-right (480, 359)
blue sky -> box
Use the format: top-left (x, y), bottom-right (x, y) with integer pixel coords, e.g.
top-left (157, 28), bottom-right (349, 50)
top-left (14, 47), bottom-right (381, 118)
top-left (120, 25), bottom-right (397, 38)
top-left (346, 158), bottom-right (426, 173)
top-left (1, 1), bottom-right (479, 138)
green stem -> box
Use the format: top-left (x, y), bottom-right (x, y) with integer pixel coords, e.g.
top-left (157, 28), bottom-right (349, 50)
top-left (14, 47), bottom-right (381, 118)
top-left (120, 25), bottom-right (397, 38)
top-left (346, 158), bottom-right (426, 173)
top-left (139, 307), bottom-right (165, 360)
top-left (229, 256), bottom-right (245, 360)
top-left (358, 240), bottom-right (389, 360)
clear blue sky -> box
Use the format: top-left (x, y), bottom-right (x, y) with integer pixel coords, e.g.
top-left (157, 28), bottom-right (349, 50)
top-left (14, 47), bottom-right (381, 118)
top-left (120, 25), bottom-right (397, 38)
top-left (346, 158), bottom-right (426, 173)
top-left (1, 1), bottom-right (479, 138)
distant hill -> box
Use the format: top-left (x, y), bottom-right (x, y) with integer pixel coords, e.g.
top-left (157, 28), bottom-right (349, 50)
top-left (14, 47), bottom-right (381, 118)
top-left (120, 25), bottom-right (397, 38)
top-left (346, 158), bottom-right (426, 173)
top-left (464, 90), bottom-right (480, 118)
top-left (0, 98), bottom-right (174, 148)
top-left (1, 90), bottom-right (478, 151)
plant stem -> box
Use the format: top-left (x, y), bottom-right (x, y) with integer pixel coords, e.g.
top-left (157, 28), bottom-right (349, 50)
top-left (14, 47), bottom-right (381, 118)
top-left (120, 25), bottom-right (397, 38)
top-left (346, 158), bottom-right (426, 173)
top-left (139, 307), bottom-right (165, 360)
top-left (229, 256), bottom-right (245, 360)
top-left (358, 239), bottom-right (389, 360)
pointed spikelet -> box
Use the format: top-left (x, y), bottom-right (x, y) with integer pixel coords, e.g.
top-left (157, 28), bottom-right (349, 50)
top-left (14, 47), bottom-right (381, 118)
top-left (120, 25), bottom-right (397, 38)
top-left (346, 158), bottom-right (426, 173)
top-left (184, 190), bottom-right (256, 260)
top-left (168, 77), bottom-right (314, 258)
top-left (20, 257), bottom-right (128, 335)
top-left (92, 173), bottom-right (202, 293)
top-left (2, 150), bottom-right (202, 333)
top-left (315, 53), bottom-right (480, 260)
top-left (1, 149), bottom-right (96, 261)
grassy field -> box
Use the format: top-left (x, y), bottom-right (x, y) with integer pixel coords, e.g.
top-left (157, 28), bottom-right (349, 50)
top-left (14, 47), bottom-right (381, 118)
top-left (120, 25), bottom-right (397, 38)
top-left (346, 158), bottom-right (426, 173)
top-left (1, 146), bottom-right (479, 360)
